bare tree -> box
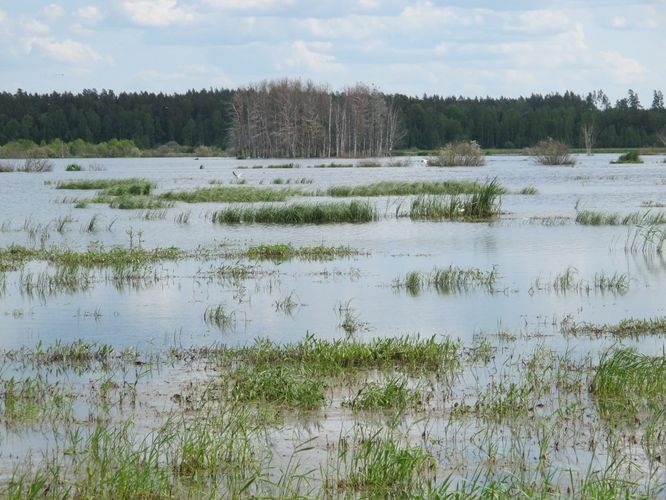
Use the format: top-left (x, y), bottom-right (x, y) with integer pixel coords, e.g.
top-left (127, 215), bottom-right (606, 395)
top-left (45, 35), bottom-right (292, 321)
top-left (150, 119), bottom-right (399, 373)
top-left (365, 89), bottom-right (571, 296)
top-left (657, 128), bottom-right (666, 147)
top-left (229, 79), bottom-right (402, 158)
top-left (581, 123), bottom-right (597, 155)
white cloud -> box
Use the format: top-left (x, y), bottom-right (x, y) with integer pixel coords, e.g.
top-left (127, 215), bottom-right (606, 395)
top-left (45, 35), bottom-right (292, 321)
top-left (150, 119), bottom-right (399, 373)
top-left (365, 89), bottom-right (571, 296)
top-left (611, 16), bottom-right (626, 28)
top-left (0, 9), bottom-right (6, 24)
top-left (43, 4), bottom-right (64, 21)
top-left (27, 37), bottom-right (104, 63)
top-left (21, 18), bottom-right (51, 35)
top-left (400, 2), bottom-right (457, 25)
top-left (203, 0), bottom-right (291, 9)
top-left (286, 40), bottom-right (345, 73)
top-left (600, 50), bottom-right (645, 84)
top-left (75, 6), bottom-right (103, 24)
top-left (513, 9), bottom-right (570, 33)
top-left (121, 0), bottom-right (195, 27)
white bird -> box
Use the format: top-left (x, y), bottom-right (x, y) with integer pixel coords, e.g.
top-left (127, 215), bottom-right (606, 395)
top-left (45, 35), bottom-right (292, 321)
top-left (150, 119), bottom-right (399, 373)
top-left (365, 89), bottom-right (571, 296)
top-left (232, 170), bottom-right (242, 180)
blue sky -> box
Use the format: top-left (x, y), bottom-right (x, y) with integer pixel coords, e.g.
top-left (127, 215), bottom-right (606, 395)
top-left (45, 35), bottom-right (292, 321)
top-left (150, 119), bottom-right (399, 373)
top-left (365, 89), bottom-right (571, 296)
top-left (1, 0), bottom-right (664, 101)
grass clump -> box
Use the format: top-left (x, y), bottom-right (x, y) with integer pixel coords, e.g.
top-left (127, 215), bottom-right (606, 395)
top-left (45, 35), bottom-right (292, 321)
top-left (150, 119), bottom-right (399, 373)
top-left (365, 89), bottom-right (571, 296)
top-left (0, 245), bottom-right (182, 270)
top-left (311, 162), bottom-right (354, 168)
top-left (516, 185), bottom-right (538, 195)
top-left (246, 243), bottom-right (360, 261)
top-left (65, 163), bottom-right (83, 171)
top-left (209, 334), bottom-right (461, 375)
top-left (56, 178), bottom-right (154, 194)
top-left (561, 316), bottom-right (666, 338)
top-left (576, 210), bottom-right (666, 226)
top-left (611, 151), bottom-right (643, 164)
top-left (203, 305), bottom-right (236, 331)
top-left (530, 138), bottom-right (575, 165)
top-left (98, 195), bottom-right (173, 210)
top-left (231, 365), bottom-right (325, 409)
top-left (325, 179), bottom-right (505, 198)
top-left (395, 266), bottom-right (497, 294)
top-left (342, 377), bottom-right (422, 410)
top-left (1, 376), bottom-right (72, 424)
top-left (335, 431), bottom-right (434, 496)
top-left (428, 140), bottom-right (485, 167)
top-left (591, 348), bottom-right (666, 415)
top-left (212, 200), bottom-right (376, 225)
top-left (159, 186), bottom-right (301, 203)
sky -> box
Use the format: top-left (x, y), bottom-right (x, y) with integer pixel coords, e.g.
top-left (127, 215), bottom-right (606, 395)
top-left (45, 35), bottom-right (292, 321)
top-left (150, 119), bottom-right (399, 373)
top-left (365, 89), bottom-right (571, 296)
top-left (0, 0), bottom-right (664, 101)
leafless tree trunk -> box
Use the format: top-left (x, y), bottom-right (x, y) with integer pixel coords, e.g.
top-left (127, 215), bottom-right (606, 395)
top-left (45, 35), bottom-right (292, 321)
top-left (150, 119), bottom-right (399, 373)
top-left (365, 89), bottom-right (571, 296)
top-left (229, 79), bottom-right (403, 158)
top-left (657, 128), bottom-right (666, 147)
top-left (581, 123), bottom-right (596, 155)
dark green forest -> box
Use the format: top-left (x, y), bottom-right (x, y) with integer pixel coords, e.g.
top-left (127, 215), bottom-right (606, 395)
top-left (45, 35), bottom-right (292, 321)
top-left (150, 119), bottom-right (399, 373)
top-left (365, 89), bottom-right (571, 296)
top-left (1, 86), bottom-right (665, 154)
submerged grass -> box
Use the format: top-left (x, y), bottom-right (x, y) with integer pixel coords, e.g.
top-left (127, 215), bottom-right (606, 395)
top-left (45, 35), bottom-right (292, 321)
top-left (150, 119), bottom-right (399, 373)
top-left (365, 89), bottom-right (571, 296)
top-left (212, 200), bottom-right (376, 224)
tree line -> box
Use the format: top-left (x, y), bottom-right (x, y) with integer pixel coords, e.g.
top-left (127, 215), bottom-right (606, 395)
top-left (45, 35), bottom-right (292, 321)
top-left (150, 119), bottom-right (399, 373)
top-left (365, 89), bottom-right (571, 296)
top-left (0, 84), bottom-right (665, 156)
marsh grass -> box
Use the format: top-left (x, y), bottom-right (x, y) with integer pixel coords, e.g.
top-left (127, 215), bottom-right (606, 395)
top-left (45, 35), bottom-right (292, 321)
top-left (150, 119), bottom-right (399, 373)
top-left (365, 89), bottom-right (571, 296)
top-left (409, 179), bottom-right (503, 221)
top-left (56, 179), bottom-right (154, 194)
top-left (576, 210), bottom-right (666, 226)
top-left (160, 186), bottom-right (302, 203)
top-left (0, 245), bottom-right (182, 270)
top-left (324, 179), bottom-right (505, 197)
top-left (1, 376), bottom-right (72, 424)
top-left (212, 200), bottom-right (377, 224)
top-left (311, 162), bottom-right (354, 168)
top-left (357, 160), bottom-right (381, 168)
top-left (625, 224), bottom-right (666, 254)
top-left (395, 266), bottom-right (497, 294)
top-left (592, 348), bottom-right (666, 415)
top-left (516, 185), bottom-right (538, 195)
top-left (561, 316), bottom-right (666, 338)
top-left (246, 243), bottom-right (361, 261)
top-left (332, 429), bottom-right (435, 496)
top-left (203, 305), bottom-right (236, 331)
top-left (96, 195), bottom-right (174, 210)
top-left (231, 365), bottom-right (325, 409)
top-left (342, 377), bottom-right (422, 410)
top-left (195, 334), bottom-right (462, 375)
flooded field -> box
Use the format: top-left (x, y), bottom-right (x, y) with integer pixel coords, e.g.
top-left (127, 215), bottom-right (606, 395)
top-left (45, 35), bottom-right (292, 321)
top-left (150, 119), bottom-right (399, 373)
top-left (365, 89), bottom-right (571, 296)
top-left (1, 154), bottom-right (666, 497)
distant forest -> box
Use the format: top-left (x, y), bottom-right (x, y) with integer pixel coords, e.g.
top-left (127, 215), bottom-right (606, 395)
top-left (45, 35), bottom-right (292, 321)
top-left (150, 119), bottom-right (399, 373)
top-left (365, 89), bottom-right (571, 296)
top-left (1, 83), bottom-right (665, 156)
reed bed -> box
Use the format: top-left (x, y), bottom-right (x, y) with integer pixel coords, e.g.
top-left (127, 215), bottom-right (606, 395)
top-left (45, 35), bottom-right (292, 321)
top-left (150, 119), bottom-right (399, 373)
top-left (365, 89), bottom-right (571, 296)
top-left (212, 200), bottom-right (376, 224)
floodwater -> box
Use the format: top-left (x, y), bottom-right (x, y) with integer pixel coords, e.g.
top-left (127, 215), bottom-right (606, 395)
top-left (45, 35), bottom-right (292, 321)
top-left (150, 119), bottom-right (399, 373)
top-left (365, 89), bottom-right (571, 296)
top-left (1, 154), bottom-right (665, 354)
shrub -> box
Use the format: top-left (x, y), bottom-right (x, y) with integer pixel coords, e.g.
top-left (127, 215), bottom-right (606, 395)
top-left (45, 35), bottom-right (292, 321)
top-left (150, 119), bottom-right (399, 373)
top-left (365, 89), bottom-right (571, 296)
top-left (429, 140), bottom-right (485, 167)
top-left (612, 151), bottom-right (643, 164)
top-left (16, 158), bottom-right (54, 172)
top-left (529, 138), bottom-right (575, 165)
